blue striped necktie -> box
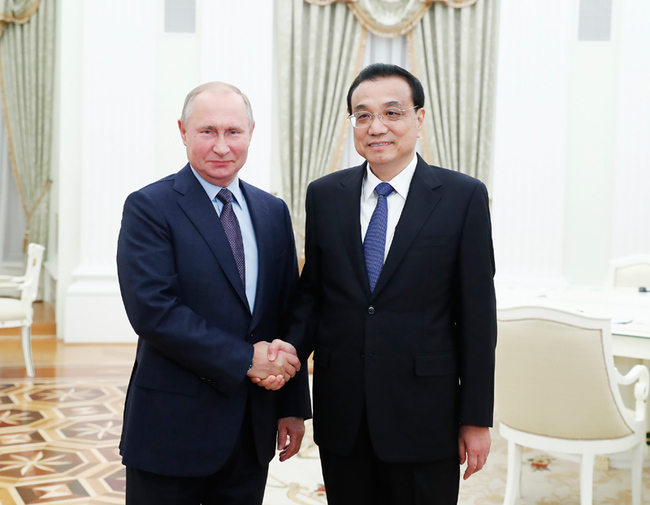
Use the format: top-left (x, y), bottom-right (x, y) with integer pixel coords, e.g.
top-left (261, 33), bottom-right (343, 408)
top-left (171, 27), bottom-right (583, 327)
top-left (364, 182), bottom-right (394, 292)
top-left (217, 188), bottom-right (245, 289)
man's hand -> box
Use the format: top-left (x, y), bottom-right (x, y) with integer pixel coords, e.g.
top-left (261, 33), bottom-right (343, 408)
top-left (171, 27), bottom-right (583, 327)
top-left (247, 340), bottom-right (301, 390)
top-left (253, 339), bottom-right (300, 389)
top-left (277, 417), bottom-right (305, 462)
top-left (458, 425), bottom-right (491, 480)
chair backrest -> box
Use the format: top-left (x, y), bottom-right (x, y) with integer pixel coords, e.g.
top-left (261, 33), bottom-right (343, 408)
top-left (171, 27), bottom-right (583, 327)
top-left (609, 255), bottom-right (650, 288)
top-left (496, 306), bottom-right (633, 440)
top-left (19, 243), bottom-right (46, 307)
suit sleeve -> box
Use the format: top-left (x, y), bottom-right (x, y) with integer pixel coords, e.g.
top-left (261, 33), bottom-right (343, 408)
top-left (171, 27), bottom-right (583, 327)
top-left (117, 190), bottom-right (253, 397)
top-left (277, 200), bottom-right (313, 420)
top-left (284, 183), bottom-right (322, 364)
top-left (456, 182), bottom-right (497, 427)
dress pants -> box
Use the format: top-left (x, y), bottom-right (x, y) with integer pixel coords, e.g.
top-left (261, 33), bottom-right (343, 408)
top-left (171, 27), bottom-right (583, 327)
top-left (125, 403), bottom-right (268, 505)
top-left (319, 409), bottom-right (460, 505)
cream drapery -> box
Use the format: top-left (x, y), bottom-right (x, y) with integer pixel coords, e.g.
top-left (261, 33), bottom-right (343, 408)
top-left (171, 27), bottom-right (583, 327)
top-left (277, 0), bottom-right (366, 254)
top-left (305, 0), bottom-right (478, 37)
top-left (409, 0), bottom-right (497, 184)
top-left (0, 0), bottom-right (54, 251)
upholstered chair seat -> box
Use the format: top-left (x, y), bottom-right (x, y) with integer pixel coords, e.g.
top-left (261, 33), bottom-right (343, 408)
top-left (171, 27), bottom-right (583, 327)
top-left (496, 306), bottom-right (648, 505)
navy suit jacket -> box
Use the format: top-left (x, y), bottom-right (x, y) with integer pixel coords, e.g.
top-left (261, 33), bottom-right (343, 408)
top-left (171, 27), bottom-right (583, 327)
top-left (287, 155), bottom-right (496, 463)
top-left (117, 164), bottom-right (311, 477)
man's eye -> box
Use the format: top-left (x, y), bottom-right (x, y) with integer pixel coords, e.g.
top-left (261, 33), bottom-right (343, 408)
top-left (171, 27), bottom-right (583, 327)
top-left (356, 113), bottom-right (372, 122)
top-left (383, 109), bottom-right (401, 118)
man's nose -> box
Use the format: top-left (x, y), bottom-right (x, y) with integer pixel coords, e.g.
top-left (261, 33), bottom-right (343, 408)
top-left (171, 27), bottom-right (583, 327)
top-left (367, 114), bottom-right (388, 134)
top-left (213, 135), bottom-right (230, 155)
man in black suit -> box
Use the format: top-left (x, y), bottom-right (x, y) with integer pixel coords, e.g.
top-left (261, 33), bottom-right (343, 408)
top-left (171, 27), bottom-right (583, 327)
top-left (280, 64), bottom-right (497, 505)
top-left (117, 82), bottom-right (311, 505)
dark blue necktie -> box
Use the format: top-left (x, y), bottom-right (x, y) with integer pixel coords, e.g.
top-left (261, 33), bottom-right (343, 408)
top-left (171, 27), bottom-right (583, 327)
top-left (364, 182), bottom-right (394, 292)
top-left (217, 188), bottom-right (245, 289)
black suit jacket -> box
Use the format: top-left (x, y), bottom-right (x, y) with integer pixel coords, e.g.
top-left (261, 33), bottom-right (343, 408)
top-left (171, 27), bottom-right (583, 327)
top-left (117, 164), bottom-right (311, 477)
top-left (287, 155), bottom-right (496, 463)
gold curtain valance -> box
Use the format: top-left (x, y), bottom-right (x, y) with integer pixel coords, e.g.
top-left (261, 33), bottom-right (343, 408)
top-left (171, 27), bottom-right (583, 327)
top-left (0, 0), bottom-right (40, 37)
top-left (0, 0), bottom-right (40, 24)
top-left (305, 0), bottom-right (478, 37)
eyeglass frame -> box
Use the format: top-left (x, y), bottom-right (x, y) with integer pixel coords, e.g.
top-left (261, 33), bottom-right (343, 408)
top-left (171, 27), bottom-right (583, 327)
top-left (347, 105), bottom-right (420, 129)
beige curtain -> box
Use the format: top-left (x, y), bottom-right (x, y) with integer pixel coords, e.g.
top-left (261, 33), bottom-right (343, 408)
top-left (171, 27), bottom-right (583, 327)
top-left (409, 0), bottom-right (498, 185)
top-left (305, 0), bottom-right (478, 37)
top-left (0, 0), bottom-right (55, 251)
top-left (277, 0), bottom-right (366, 255)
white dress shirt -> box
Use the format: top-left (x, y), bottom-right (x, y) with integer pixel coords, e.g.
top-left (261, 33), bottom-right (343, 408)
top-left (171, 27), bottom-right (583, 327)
top-left (360, 154), bottom-right (418, 261)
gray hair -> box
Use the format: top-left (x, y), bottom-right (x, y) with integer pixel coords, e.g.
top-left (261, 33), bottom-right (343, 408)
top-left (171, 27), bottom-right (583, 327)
top-left (180, 82), bottom-right (255, 128)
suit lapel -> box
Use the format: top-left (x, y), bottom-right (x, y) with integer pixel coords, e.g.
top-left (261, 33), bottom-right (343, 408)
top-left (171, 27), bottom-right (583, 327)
top-left (372, 157), bottom-right (442, 297)
top-left (174, 165), bottom-right (250, 310)
top-left (337, 165), bottom-right (369, 293)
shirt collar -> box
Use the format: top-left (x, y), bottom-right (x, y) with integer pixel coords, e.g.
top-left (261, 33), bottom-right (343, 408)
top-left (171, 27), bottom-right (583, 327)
top-left (190, 165), bottom-right (244, 207)
top-left (362, 153), bottom-right (418, 202)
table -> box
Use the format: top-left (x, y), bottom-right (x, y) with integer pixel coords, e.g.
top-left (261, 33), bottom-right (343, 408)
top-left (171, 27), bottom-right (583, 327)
top-left (497, 285), bottom-right (650, 358)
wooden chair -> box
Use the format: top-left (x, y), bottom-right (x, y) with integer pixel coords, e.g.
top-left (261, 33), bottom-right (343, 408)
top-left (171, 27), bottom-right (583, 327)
top-left (496, 306), bottom-right (648, 505)
top-left (0, 243), bottom-right (46, 377)
top-left (609, 255), bottom-right (650, 288)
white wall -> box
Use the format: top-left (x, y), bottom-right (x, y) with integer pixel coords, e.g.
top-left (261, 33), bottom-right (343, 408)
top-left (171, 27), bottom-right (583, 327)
top-left (491, 0), bottom-right (650, 287)
top-left (491, 2), bottom-right (572, 286)
top-left (611, 0), bottom-right (650, 258)
top-left (563, 0), bottom-right (620, 285)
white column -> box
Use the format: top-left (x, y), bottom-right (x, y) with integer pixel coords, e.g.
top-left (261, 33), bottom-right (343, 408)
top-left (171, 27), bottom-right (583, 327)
top-left (611, 0), bottom-right (650, 258)
top-left (62, 0), bottom-right (157, 343)
top-left (562, 1), bottom-right (621, 286)
top-left (491, 2), bottom-right (572, 286)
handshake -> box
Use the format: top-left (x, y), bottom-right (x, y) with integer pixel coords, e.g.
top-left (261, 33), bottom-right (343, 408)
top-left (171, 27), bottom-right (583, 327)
top-left (247, 339), bottom-right (301, 391)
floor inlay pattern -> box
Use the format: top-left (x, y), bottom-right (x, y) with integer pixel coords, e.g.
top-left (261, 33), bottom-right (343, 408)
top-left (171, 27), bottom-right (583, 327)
top-left (2, 370), bottom-right (650, 504)
top-left (0, 378), bottom-right (127, 504)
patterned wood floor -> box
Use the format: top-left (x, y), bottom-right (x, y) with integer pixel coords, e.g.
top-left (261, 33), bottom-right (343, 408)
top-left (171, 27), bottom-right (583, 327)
top-left (0, 377), bottom-right (128, 504)
top-left (0, 330), bottom-right (134, 504)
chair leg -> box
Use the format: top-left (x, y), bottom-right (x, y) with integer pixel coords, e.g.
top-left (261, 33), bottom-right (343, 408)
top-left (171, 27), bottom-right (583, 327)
top-left (579, 453), bottom-right (595, 505)
top-left (503, 440), bottom-right (522, 505)
top-left (631, 443), bottom-right (644, 505)
top-left (21, 325), bottom-right (35, 377)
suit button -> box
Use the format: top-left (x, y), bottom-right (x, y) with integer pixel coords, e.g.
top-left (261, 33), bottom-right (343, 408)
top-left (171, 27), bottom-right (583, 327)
top-left (368, 306), bottom-right (375, 315)
top-left (249, 332), bottom-right (254, 340)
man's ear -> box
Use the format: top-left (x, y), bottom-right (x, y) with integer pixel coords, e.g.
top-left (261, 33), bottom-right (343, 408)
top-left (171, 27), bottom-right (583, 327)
top-left (416, 108), bottom-right (425, 138)
top-left (178, 119), bottom-right (187, 145)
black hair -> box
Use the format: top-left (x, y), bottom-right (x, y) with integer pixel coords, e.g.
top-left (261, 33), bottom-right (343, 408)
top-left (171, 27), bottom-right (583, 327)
top-left (346, 63), bottom-right (425, 114)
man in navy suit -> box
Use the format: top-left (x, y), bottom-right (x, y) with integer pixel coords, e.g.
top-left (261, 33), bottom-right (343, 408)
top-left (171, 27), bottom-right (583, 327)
top-left (117, 82), bottom-right (311, 505)
top-left (279, 64), bottom-right (497, 505)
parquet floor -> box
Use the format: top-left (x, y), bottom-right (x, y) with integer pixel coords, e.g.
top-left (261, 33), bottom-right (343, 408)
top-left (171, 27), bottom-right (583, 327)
top-left (0, 310), bottom-right (135, 505)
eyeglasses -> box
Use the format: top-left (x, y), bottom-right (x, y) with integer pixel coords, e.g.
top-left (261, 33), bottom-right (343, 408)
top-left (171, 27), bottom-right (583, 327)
top-left (348, 106), bottom-right (418, 128)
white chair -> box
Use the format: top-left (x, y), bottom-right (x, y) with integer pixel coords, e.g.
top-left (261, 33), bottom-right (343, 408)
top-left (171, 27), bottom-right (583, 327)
top-left (496, 306), bottom-right (649, 505)
top-left (609, 255), bottom-right (650, 288)
top-left (0, 243), bottom-right (46, 377)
